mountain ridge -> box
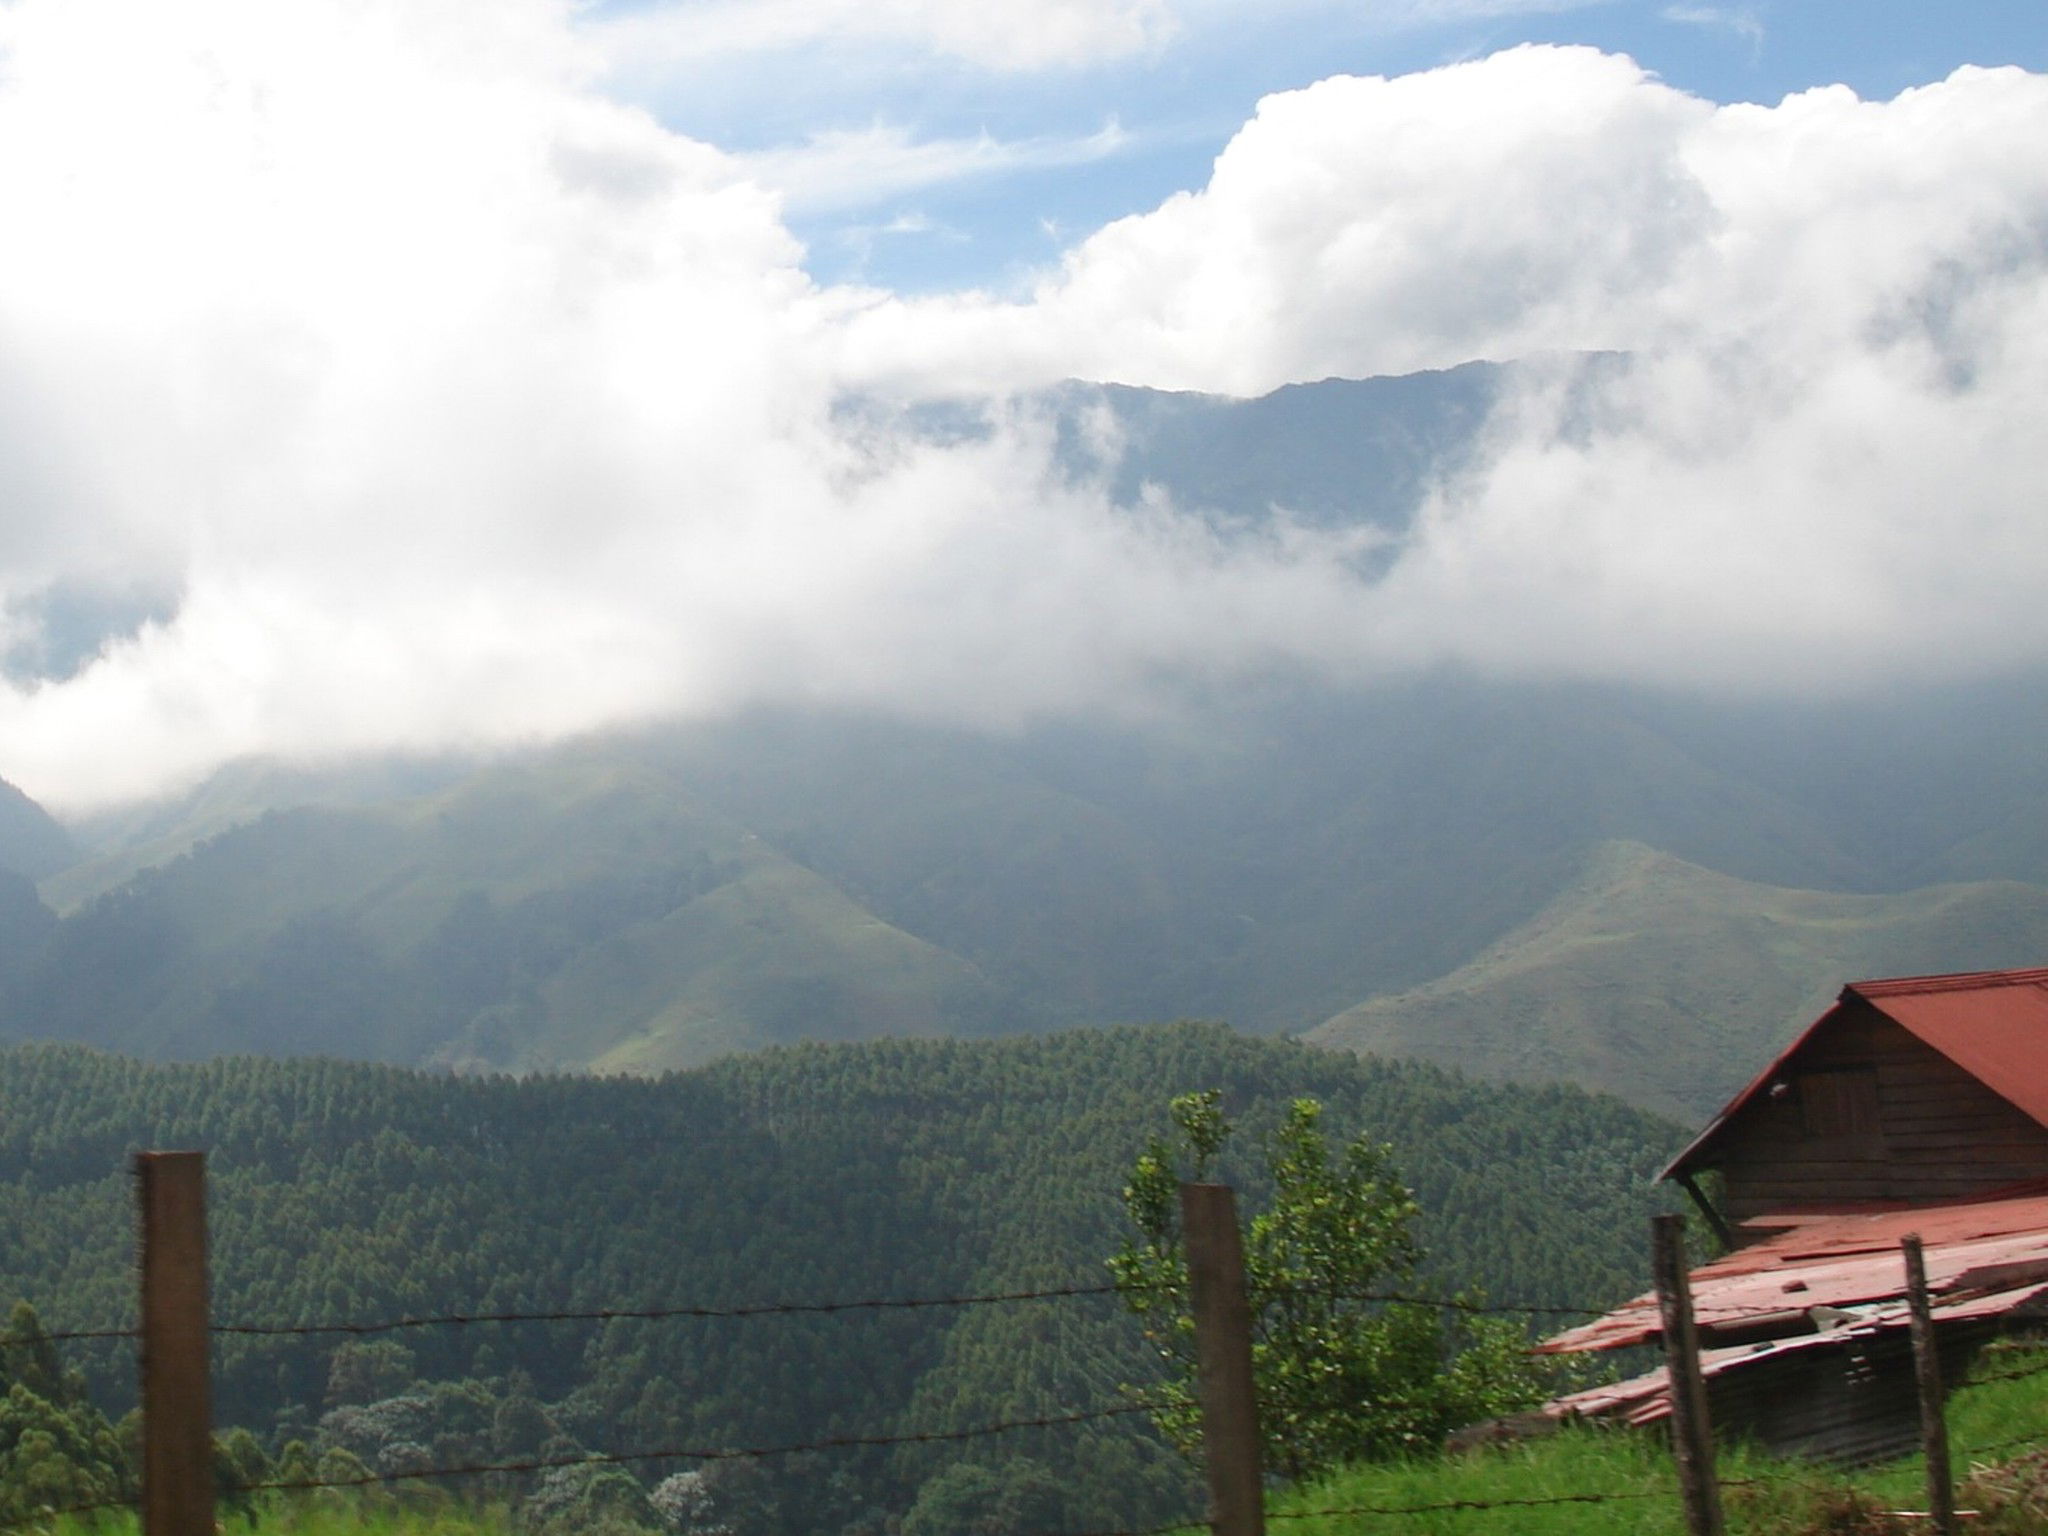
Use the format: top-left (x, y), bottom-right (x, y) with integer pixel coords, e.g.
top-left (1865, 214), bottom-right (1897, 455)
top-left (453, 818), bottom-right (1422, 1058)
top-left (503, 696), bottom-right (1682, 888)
top-left (1305, 839), bottom-right (2048, 1120)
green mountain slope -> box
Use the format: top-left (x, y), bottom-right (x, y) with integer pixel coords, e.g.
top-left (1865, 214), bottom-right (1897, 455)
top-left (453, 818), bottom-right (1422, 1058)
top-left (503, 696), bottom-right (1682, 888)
top-left (0, 776), bottom-right (74, 879)
top-left (630, 684), bottom-right (1872, 1038)
top-left (8, 753), bottom-right (1000, 1068)
top-left (42, 754), bottom-right (469, 913)
top-left (518, 855), bottom-right (1002, 1072)
top-left (16, 675), bottom-right (2048, 1076)
top-left (1306, 840), bottom-right (2048, 1121)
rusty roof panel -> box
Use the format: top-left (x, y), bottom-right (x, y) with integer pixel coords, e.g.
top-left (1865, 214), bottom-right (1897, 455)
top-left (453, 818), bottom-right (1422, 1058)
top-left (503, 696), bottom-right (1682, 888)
top-left (1855, 969), bottom-right (2048, 1128)
top-left (1548, 1321), bottom-right (2001, 1464)
top-left (1540, 1183), bottom-right (2048, 1354)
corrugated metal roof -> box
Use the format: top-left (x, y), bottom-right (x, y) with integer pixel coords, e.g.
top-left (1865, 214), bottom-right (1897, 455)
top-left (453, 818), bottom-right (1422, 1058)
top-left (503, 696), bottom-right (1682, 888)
top-left (1663, 966), bottom-right (2048, 1181)
top-left (1548, 1319), bottom-right (2004, 1465)
top-left (1859, 969), bottom-right (2048, 1128)
top-left (1541, 1187), bottom-right (2048, 1455)
top-left (1540, 1182), bottom-right (2048, 1355)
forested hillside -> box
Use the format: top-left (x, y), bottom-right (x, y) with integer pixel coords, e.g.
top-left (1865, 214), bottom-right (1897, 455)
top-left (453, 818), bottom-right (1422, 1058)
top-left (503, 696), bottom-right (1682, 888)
top-left (0, 1023), bottom-right (1681, 1534)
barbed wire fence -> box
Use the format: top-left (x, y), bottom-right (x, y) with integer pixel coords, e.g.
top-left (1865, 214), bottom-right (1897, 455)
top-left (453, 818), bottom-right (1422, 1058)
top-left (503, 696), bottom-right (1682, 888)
top-left (0, 1153), bottom-right (2041, 1536)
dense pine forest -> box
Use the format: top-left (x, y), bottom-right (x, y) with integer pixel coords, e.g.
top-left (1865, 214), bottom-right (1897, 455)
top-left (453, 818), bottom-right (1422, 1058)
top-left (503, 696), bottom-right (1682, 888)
top-left (0, 1023), bottom-right (1681, 1533)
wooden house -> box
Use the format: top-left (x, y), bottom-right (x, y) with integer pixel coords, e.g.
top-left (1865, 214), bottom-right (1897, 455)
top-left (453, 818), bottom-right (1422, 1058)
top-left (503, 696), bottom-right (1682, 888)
top-left (1537, 967), bottom-right (2048, 1462)
top-left (1661, 967), bottom-right (2048, 1237)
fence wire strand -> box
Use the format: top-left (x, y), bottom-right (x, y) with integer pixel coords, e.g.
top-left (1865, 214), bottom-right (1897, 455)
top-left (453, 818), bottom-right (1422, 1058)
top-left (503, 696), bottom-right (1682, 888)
top-left (1264, 1485), bottom-right (1669, 1521)
top-left (211, 1281), bottom-right (1132, 1337)
top-left (0, 1325), bottom-right (138, 1347)
top-left (206, 1283), bottom-right (1612, 1341)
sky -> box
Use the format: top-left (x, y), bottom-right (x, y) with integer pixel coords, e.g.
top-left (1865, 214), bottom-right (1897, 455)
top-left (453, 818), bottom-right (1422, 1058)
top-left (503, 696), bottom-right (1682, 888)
top-left (0, 0), bottom-right (2044, 809)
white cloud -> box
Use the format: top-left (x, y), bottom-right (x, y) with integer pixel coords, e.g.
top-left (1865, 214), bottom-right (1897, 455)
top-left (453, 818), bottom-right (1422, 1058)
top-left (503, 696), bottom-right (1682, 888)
top-left (0, 7), bottom-right (2045, 809)
top-left (587, 0), bottom-right (1175, 74)
top-left (837, 48), bottom-right (1722, 393)
top-left (1662, 5), bottom-right (1764, 54)
top-left (736, 119), bottom-right (1129, 216)
top-left (831, 50), bottom-right (2048, 688)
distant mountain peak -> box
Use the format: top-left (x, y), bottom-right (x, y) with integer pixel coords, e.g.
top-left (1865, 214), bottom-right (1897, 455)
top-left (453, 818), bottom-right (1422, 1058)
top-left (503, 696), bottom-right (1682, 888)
top-left (0, 777), bottom-right (75, 881)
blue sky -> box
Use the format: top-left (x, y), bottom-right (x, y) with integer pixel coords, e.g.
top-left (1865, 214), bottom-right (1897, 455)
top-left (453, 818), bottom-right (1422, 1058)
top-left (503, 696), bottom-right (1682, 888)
top-left (588, 0), bottom-right (2048, 292)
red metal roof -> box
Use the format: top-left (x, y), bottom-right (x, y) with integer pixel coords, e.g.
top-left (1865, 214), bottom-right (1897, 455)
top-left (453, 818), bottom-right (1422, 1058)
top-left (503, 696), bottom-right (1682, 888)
top-left (1858, 969), bottom-right (2048, 1128)
top-left (1541, 1183), bottom-right (2048, 1429)
top-left (1662, 966), bottom-right (2048, 1181)
top-left (1540, 1180), bottom-right (2048, 1355)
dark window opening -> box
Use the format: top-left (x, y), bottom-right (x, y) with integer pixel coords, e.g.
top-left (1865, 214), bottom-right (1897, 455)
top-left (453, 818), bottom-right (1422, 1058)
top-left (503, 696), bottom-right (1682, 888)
top-left (1797, 1066), bottom-right (1882, 1139)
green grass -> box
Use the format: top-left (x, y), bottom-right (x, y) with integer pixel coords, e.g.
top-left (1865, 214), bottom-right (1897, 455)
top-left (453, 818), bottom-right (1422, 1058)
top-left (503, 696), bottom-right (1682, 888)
top-left (1259, 1344), bottom-right (2048, 1535)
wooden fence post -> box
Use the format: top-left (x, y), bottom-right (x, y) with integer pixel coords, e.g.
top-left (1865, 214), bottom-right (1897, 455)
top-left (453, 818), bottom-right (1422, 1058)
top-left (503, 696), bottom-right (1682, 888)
top-left (137, 1151), bottom-right (214, 1536)
top-left (1652, 1214), bottom-right (1725, 1536)
top-left (1181, 1182), bottom-right (1264, 1536)
top-left (1901, 1234), bottom-right (1956, 1536)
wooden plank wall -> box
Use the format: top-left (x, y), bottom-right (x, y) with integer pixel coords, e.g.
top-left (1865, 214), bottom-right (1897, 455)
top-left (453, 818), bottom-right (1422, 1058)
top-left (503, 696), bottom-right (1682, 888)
top-left (1715, 1002), bottom-right (2048, 1223)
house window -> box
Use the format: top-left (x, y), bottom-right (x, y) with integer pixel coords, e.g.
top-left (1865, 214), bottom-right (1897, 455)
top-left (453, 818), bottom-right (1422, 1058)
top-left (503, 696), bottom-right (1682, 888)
top-left (1798, 1066), bottom-right (1882, 1138)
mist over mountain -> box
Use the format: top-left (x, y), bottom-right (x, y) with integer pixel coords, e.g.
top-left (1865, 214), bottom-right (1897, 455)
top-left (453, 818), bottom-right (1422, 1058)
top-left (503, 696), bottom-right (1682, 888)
top-left (10, 680), bottom-right (2048, 1103)
top-left (6, 371), bottom-right (2046, 1111)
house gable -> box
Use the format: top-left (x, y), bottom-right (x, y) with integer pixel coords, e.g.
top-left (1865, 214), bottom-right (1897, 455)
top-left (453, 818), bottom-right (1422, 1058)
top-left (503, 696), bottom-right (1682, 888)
top-left (1704, 1000), bottom-right (2048, 1222)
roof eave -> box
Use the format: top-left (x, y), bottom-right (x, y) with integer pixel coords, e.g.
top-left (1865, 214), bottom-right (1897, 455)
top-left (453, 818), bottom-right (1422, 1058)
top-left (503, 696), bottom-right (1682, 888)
top-left (1658, 993), bottom-right (1855, 1183)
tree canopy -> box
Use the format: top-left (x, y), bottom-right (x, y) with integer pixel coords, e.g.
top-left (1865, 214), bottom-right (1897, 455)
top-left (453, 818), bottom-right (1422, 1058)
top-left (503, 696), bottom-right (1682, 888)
top-left (1112, 1090), bottom-right (1555, 1481)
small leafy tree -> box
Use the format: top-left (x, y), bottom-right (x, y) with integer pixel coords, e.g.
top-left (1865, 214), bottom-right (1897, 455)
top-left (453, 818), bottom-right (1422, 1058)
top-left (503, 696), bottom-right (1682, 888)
top-left (0, 1301), bottom-right (132, 1525)
top-left (1110, 1091), bottom-right (1545, 1481)
top-left (900, 1458), bottom-right (1071, 1536)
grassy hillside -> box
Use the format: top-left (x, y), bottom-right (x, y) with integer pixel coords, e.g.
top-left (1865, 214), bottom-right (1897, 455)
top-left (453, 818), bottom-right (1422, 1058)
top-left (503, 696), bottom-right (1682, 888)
top-left (1306, 840), bottom-right (2048, 1121)
top-left (14, 675), bottom-right (2048, 1080)
top-left (9, 752), bottom-right (1004, 1069)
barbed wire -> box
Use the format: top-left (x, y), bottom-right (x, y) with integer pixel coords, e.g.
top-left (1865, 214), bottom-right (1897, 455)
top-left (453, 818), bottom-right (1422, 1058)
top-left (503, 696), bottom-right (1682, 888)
top-left (1260, 1287), bottom-right (1603, 1319)
top-left (0, 1324), bottom-right (138, 1346)
top-left (211, 1281), bottom-right (1134, 1337)
top-left (1264, 1485), bottom-right (1669, 1521)
top-left (206, 1282), bottom-right (1618, 1341)
top-left (1963, 1353), bottom-right (2048, 1389)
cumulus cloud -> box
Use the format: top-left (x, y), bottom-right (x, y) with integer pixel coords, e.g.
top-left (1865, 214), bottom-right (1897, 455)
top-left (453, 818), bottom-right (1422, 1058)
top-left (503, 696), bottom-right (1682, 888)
top-left (837, 48), bottom-right (1727, 392)
top-left (0, 0), bottom-right (1366, 807)
top-left (838, 48), bottom-right (2048, 681)
top-left (0, 3), bottom-right (2044, 810)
